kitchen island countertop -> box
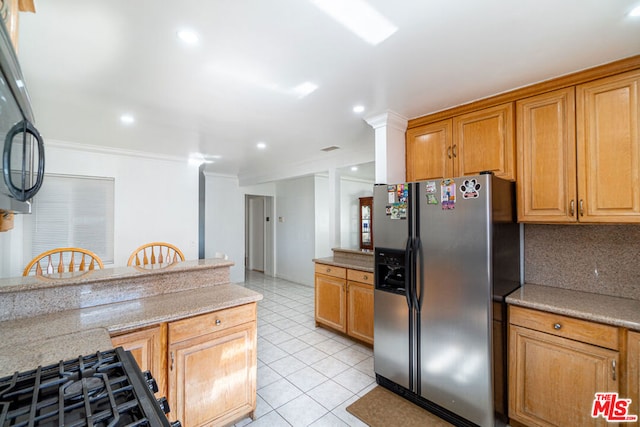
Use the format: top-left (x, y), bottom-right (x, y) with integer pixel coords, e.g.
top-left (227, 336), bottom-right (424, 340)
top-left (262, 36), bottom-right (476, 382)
top-left (0, 283), bottom-right (262, 376)
top-left (506, 283), bottom-right (640, 331)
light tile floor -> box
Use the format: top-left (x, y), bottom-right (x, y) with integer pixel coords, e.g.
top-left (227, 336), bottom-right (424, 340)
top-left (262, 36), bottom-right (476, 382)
top-left (234, 271), bottom-right (372, 427)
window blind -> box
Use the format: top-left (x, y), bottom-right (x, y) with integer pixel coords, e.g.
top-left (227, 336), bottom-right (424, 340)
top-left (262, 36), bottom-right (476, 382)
top-left (31, 174), bottom-right (115, 263)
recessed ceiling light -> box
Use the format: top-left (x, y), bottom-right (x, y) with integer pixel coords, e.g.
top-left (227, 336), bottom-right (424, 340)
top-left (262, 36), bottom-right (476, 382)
top-left (177, 29), bottom-right (199, 44)
top-left (310, 0), bottom-right (397, 45)
top-left (630, 5), bottom-right (640, 16)
top-left (353, 105), bottom-right (365, 113)
top-left (120, 114), bottom-right (135, 124)
top-left (351, 166), bottom-right (358, 171)
top-left (293, 82), bottom-right (318, 98)
top-left (257, 142), bottom-right (267, 149)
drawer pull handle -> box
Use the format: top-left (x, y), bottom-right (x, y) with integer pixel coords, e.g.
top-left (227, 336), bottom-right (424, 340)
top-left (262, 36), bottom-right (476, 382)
top-left (363, 275), bottom-right (368, 280)
top-left (215, 319), bottom-right (221, 326)
top-left (553, 323), bottom-right (562, 330)
top-left (326, 268), bottom-right (331, 273)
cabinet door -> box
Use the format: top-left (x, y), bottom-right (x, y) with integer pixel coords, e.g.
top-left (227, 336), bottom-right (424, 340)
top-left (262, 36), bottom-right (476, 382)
top-left (359, 197), bottom-right (373, 251)
top-left (453, 103), bottom-right (515, 180)
top-left (168, 322), bottom-right (257, 427)
top-left (628, 331), bottom-right (640, 425)
top-left (111, 325), bottom-right (167, 398)
top-left (346, 281), bottom-right (374, 344)
top-left (516, 88), bottom-right (577, 222)
top-left (509, 325), bottom-right (619, 427)
top-left (406, 119), bottom-right (453, 181)
top-left (315, 273), bottom-right (346, 333)
top-left (577, 70), bottom-right (640, 222)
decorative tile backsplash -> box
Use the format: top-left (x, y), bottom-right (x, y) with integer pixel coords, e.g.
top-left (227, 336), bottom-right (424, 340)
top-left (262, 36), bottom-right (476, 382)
top-left (524, 224), bottom-right (640, 300)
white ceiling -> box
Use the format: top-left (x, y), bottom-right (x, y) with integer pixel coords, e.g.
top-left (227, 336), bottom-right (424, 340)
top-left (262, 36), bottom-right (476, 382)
top-left (17, 0), bottom-right (640, 184)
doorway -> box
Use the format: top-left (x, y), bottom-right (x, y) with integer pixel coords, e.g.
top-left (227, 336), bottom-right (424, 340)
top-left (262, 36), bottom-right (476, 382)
top-left (245, 195), bottom-right (274, 276)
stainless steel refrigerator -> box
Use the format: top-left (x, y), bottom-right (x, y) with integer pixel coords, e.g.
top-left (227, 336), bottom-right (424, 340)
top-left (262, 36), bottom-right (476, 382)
top-left (373, 173), bottom-right (520, 427)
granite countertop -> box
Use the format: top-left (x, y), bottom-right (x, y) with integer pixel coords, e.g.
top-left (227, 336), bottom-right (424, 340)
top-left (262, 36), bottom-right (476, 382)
top-left (313, 256), bottom-right (374, 272)
top-left (0, 283), bottom-right (262, 376)
top-left (506, 283), bottom-right (640, 331)
top-left (0, 258), bottom-right (233, 294)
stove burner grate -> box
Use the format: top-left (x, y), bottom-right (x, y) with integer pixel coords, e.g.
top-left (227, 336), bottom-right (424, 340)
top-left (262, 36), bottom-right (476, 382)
top-left (0, 348), bottom-right (173, 427)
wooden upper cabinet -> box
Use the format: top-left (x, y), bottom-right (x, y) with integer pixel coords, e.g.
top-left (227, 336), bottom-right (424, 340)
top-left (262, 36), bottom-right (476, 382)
top-left (577, 69), bottom-right (640, 222)
top-left (516, 88), bottom-right (577, 222)
top-left (406, 119), bottom-right (453, 181)
top-left (453, 103), bottom-right (515, 181)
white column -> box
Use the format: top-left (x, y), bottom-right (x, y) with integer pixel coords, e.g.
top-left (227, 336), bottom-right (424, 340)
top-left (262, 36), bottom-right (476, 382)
top-left (365, 110), bottom-right (408, 184)
top-left (328, 167), bottom-right (341, 248)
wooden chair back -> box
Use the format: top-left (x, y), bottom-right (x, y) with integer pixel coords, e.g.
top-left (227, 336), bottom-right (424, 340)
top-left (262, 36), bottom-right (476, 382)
top-left (127, 242), bottom-right (185, 268)
top-left (23, 248), bottom-right (104, 277)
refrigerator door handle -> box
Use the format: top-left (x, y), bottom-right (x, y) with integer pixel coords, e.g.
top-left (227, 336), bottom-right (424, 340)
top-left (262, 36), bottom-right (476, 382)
top-left (413, 236), bottom-right (422, 310)
top-left (404, 237), bottom-right (413, 310)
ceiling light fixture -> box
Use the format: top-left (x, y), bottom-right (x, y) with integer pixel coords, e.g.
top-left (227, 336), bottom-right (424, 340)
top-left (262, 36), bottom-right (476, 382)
top-left (177, 29), bottom-right (199, 44)
top-left (351, 166), bottom-right (358, 171)
top-left (629, 5), bottom-right (640, 16)
top-left (293, 82), bottom-right (319, 98)
top-left (120, 114), bottom-right (135, 125)
top-left (257, 142), bottom-right (267, 149)
top-left (353, 105), bottom-right (365, 113)
top-left (310, 0), bottom-right (397, 45)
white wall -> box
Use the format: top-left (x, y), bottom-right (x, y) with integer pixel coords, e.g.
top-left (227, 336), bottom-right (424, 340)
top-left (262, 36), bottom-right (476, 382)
top-left (0, 140), bottom-right (199, 278)
top-left (203, 173), bottom-right (276, 283)
top-left (314, 175), bottom-right (331, 259)
top-left (275, 176), bottom-right (317, 286)
top-left (340, 178), bottom-right (374, 249)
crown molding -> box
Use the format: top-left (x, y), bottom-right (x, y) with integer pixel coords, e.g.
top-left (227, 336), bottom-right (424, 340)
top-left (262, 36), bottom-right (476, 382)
top-left (364, 110), bottom-right (408, 132)
top-left (45, 139), bottom-right (188, 163)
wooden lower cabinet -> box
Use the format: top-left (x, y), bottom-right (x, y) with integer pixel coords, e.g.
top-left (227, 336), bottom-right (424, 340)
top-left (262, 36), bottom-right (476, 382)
top-left (111, 324), bottom-right (167, 398)
top-left (315, 266), bottom-right (347, 333)
top-left (628, 331), bottom-right (640, 425)
top-left (509, 306), bottom-right (620, 427)
top-left (315, 264), bottom-right (374, 344)
top-left (167, 303), bottom-right (257, 427)
top-left (346, 280), bottom-right (374, 345)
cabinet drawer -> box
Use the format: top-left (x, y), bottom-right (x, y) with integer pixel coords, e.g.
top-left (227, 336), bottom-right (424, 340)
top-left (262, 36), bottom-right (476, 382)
top-left (509, 305), bottom-right (619, 350)
top-left (315, 263), bottom-right (346, 279)
top-left (169, 303), bottom-right (256, 343)
top-left (347, 269), bottom-right (373, 285)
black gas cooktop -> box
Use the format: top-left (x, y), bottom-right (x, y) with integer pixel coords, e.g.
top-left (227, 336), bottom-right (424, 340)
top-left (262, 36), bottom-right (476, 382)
top-left (0, 347), bottom-right (179, 427)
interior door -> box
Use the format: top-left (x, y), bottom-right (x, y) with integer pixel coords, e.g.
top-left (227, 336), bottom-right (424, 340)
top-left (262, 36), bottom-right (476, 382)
top-left (248, 196), bottom-right (264, 272)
